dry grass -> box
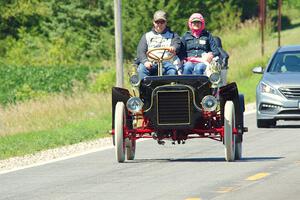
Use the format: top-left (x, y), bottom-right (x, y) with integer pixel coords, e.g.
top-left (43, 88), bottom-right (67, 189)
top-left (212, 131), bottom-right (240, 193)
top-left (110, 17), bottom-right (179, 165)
top-left (0, 93), bottom-right (111, 136)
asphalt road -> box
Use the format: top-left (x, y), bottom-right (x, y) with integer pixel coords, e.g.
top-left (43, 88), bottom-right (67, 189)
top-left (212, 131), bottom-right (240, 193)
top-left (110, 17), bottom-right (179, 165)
top-left (0, 111), bottom-right (300, 200)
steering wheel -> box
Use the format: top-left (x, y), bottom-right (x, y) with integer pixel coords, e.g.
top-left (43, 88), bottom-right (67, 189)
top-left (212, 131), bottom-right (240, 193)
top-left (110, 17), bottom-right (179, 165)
top-left (146, 47), bottom-right (176, 62)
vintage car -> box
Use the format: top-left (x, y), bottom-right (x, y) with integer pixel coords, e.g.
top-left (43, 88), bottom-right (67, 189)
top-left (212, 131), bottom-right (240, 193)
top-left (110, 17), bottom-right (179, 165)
top-left (112, 44), bottom-right (247, 163)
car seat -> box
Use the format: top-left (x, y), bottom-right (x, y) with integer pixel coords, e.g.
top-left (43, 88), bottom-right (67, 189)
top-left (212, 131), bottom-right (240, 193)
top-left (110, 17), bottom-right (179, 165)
top-left (213, 36), bottom-right (229, 69)
top-left (284, 55), bottom-right (300, 72)
top-left (213, 36), bottom-right (229, 85)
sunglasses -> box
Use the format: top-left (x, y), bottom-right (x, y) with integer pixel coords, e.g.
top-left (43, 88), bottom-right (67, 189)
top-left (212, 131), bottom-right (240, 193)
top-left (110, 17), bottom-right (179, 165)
top-left (155, 20), bottom-right (166, 24)
top-left (192, 21), bottom-right (201, 24)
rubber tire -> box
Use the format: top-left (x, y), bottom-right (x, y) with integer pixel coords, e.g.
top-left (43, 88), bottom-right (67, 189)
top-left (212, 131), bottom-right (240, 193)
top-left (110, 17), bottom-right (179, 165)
top-left (126, 138), bottom-right (136, 160)
top-left (234, 94), bottom-right (244, 160)
top-left (257, 119), bottom-right (276, 128)
top-left (115, 102), bottom-right (126, 163)
top-left (224, 101), bottom-right (236, 162)
top-left (239, 94), bottom-right (245, 113)
top-left (112, 135), bottom-right (115, 146)
top-left (234, 135), bottom-right (242, 160)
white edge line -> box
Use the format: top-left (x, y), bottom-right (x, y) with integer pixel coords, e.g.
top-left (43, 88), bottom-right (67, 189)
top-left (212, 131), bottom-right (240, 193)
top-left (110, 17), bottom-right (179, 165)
top-left (0, 145), bottom-right (114, 175)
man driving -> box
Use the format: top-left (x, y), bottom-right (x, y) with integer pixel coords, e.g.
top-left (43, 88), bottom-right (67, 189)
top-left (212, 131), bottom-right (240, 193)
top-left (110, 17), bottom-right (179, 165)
top-left (136, 10), bottom-right (181, 80)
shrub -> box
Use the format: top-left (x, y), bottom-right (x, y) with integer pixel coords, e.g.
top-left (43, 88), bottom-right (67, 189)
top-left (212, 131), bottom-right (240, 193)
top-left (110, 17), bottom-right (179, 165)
top-left (271, 15), bottom-right (292, 31)
top-left (0, 65), bottom-right (101, 104)
top-left (89, 69), bottom-right (116, 93)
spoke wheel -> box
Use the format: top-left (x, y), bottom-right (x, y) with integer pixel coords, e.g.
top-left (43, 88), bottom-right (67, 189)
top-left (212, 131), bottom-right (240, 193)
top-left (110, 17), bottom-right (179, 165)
top-left (224, 101), bottom-right (236, 162)
top-left (114, 102), bottom-right (126, 163)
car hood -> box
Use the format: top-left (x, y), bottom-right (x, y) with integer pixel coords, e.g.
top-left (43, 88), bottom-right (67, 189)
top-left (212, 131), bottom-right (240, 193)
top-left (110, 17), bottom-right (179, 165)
top-left (263, 72), bottom-right (300, 88)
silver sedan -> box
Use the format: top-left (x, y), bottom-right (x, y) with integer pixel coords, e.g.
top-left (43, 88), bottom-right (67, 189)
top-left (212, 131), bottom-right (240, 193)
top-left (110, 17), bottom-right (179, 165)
top-left (253, 45), bottom-right (300, 128)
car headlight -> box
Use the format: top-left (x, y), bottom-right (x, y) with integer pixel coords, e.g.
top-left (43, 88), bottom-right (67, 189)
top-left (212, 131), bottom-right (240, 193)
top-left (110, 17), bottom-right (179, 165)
top-left (209, 72), bottom-right (221, 84)
top-left (201, 95), bottom-right (218, 112)
top-left (129, 74), bottom-right (140, 87)
top-left (126, 97), bottom-right (143, 113)
top-left (259, 82), bottom-right (276, 95)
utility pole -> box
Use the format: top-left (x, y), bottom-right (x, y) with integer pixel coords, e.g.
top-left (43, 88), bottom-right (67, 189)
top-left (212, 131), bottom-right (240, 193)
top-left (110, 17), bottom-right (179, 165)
top-left (259, 0), bottom-right (266, 56)
top-left (114, 0), bottom-right (123, 87)
top-left (278, 0), bottom-right (282, 47)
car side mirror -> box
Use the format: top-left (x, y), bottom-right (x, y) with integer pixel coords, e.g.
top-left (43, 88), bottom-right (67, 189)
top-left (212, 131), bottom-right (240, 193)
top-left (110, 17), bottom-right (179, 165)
top-left (252, 66), bottom-right (264, 74)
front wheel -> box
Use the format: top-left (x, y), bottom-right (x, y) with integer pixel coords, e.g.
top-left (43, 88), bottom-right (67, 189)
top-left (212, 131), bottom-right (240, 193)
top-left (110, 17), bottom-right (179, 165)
top-left (234, 135), bottom-right (242, 160)
top-left (114, 102), bottom-right (126, 163)
top-left (126, 138), bottom-right (136, 160)
top-left (234, 94), bottom-right (244, 160)
top-left (224, 101), bottom-right (236, 162)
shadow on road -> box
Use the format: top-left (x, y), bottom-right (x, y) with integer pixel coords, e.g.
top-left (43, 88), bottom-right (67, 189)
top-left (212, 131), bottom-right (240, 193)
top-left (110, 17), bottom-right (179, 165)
top-left (170, 157), bottom-right (226, 162)
top-left (129, 156), bottom-right (283, 163)
top-left (239, 156), bottom-right (284, 162)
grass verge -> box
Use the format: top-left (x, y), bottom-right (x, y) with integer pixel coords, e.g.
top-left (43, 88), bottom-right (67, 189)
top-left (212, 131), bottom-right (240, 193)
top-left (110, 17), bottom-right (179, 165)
top-left (0, 92), bottom-right (112, 160)
top-left (0, 117), bottom-right (110, 160)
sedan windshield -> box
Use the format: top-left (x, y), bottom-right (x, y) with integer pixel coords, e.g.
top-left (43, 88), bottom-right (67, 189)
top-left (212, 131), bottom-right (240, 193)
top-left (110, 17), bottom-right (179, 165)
top-left (268, 51), bottom-right (300, 73)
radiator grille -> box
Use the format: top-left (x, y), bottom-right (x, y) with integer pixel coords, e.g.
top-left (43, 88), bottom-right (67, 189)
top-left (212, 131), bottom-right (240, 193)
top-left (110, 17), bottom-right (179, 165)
top-left (279, 87), bottom-right (300, 99)
top-left (157, 90), bottom-right (190, 124)
top-left (278, 110), bottom-right (300, 115)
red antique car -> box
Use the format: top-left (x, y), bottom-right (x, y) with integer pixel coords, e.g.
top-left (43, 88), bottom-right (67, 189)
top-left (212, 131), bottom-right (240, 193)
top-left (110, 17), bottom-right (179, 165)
top-left (112, 46), bottom-right (247, 163)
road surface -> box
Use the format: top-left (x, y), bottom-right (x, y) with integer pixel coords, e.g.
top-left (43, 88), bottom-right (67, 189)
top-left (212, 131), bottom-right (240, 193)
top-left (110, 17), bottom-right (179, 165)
top-left (0, 112), bottom-right (300, 200)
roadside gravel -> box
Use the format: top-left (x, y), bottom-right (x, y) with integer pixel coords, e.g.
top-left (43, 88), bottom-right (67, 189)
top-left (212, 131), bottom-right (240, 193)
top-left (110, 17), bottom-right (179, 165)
top-left (0, 137), bottom-right (113, 173)
top-left (0, 103), bottom-right (256, 173)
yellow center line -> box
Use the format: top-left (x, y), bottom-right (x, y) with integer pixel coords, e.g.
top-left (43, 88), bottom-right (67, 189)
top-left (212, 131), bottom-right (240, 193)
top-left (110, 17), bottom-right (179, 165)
top-left (246, 172), bottom-right (270, 181)
top-left (217, 187), bottom-right (235, 193)
top-left (185, 198), bottom-right (202, 200)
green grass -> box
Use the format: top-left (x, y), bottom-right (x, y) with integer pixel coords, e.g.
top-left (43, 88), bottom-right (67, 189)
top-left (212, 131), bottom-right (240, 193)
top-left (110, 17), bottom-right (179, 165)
top-left (0, 117), bottom-right (111, 160)
top-left (0, 92), bottom-right (112, 160)
top-left (0, 93), bottom-right (111, 136)
top-left (236, 74), bottom-right (262, 103)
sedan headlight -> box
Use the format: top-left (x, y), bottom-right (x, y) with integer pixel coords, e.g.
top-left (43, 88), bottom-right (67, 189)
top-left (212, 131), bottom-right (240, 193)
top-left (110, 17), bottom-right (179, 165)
top-left (201, 95), bottom-right (218, 112)
top-left (126, 97), bottom-right (143, 113)
top-left (259, 82), bottom-right (277, 95)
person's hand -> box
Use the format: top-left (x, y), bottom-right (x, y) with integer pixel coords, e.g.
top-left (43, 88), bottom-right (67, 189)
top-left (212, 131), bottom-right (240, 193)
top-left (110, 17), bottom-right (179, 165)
top-left (144, 61), bottom-right (153, 69)
top-left (168, 46), bottom-right (176, 54)
top-left (202, 52), bottom-right (214, 63)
